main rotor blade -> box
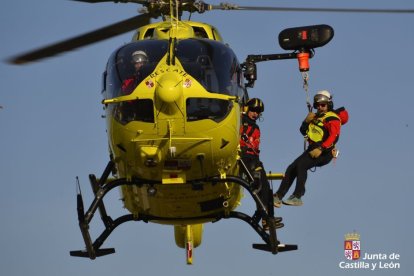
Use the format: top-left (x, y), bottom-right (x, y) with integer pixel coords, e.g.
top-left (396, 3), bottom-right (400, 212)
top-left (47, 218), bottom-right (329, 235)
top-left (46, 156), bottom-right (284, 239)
top-left (211, 3), bottom-right (414, 14)
top-left (8, 14), bottom-right (150, 65)
top-left (72, 0), bottom-right (120, 3)
top-left (72, 0), bottom-right (148, 4)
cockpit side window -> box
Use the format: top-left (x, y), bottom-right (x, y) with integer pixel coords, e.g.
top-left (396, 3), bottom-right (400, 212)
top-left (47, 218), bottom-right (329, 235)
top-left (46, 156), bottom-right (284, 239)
top-left (143, 28), bottom-right (155, 39)
top-left (192, 27), bottom-right (208, 38)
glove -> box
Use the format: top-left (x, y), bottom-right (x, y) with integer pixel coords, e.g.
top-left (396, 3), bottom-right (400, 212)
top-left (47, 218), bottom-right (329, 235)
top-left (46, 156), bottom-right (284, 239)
top-left (309, 147), bottom-right (322, 158)
top-left (305, 112), bottom-right (316, 123)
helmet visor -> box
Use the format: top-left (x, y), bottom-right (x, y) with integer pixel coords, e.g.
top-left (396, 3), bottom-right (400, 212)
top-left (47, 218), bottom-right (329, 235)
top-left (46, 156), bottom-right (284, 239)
top-left (249, 106), bottom-right (263, 113)
top-left (314, 94), bottom-right (330, 103)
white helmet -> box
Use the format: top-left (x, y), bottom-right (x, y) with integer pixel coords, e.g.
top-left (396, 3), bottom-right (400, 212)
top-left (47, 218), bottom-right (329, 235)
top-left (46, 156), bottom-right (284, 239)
top-left (131, 50), bottom-right (148, 63)
top-left (313, 90), bottom-right (333, 109)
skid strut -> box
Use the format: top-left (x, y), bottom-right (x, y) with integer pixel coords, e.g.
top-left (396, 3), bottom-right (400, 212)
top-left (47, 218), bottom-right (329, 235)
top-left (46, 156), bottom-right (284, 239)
top-left (70, 161), bottom-right (158, 259)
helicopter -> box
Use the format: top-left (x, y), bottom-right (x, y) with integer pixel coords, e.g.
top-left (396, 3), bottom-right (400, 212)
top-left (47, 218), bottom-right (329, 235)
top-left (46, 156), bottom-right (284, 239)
top-left (8, 0), bottom-right (414, 265)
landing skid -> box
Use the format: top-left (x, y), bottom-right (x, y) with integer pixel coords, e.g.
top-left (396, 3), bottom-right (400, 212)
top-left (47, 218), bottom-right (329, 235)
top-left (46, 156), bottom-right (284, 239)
top-left (70, 161), bottom-right (297, 259)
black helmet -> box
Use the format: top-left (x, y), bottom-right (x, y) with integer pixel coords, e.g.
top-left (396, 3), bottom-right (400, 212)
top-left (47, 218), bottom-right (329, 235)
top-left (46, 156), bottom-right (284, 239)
top-left (246, 98), bottom-right (264, 113)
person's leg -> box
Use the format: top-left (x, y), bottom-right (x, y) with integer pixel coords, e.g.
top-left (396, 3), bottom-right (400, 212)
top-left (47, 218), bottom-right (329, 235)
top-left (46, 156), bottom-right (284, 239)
top-left (292, 152), bottom-right (316, 197)
top-left (275, 158), bottom-right (299, 199)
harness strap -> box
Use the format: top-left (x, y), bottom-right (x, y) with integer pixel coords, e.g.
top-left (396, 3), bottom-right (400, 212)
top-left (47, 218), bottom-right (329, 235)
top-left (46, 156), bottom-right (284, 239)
top-left (242, 122), bottom-right (258, 137)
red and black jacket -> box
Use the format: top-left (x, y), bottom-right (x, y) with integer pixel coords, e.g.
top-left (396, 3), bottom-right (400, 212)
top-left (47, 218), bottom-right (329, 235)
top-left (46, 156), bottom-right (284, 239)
top-left (240, 114), bottom-right (261, 156)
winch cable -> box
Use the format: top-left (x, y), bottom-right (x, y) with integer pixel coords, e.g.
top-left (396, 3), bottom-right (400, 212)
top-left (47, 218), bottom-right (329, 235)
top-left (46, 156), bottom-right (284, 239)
top-left (301, 71), bottom-right (312, 112)
top-left (299, 62), bottom-right (318, 172)
top-left (301, 71), bottom-right (312, 152)
top-left (298, 51), bottom-right (312, 152)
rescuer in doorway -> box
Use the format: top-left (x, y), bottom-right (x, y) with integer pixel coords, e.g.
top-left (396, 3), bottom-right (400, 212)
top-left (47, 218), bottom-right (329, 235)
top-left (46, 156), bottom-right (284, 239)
top-left (240, 98), bottom-right (282, 230)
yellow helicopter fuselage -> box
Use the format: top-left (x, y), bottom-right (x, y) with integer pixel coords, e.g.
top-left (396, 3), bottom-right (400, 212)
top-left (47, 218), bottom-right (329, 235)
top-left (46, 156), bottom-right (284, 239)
top-left (101, 20), bottom-right (246, 253)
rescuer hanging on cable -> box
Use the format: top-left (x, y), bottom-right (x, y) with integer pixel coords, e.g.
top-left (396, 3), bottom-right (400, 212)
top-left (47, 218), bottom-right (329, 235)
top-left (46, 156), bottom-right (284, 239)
top-left (273, 90), bottom-right (348, 207)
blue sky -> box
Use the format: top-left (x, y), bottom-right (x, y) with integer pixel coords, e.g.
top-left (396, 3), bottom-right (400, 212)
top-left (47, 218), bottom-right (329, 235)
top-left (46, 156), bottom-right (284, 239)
top-left (1, 0), bottom-right (413, 275)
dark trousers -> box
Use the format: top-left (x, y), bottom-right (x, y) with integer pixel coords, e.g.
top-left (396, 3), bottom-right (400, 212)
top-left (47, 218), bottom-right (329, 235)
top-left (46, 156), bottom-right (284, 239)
top-left (276, 150), bottom-right (333, 198)
top-left (241, 154), bottom-right (272, 212)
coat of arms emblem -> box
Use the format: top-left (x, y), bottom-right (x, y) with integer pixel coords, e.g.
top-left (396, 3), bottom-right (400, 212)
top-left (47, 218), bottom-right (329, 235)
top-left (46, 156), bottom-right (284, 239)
top-left (344, 232), bottom-right (361, 260)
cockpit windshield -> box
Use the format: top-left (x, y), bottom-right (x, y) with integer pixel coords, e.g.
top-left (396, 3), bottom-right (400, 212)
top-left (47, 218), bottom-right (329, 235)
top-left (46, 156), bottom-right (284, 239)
top-left (175, 39), bottom-right (245, 97)
top-left (104, 39), bottom-right (245, 99)
top-left (105, 40), bottom-right (169, 98)
top-left (103, 39), bottom-right (245, 125)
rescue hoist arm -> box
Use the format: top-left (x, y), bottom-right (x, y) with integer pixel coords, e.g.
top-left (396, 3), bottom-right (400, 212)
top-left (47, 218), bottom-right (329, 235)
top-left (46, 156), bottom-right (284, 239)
top-left (241, 50), bottom-right (314, 88)
top-left (241, 24), bottom-right (334, 88)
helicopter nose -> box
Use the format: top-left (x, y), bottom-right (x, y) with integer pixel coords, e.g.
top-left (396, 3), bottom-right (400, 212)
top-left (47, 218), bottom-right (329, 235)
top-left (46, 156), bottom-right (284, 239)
top-left (155, 72), bottom-right (183, 103)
